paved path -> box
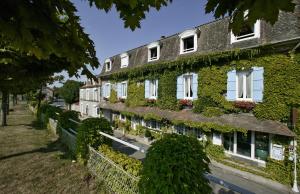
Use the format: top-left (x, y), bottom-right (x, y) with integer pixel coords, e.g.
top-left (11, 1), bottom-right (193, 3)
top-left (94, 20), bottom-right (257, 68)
top-left (113, 130), bottom-right (292, 194)
top-left (0, 103), bottom-right (102, 194)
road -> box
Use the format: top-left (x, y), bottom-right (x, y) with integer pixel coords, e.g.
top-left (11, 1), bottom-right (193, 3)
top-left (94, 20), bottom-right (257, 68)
top-left (113, 130), bottom-right (291, 194)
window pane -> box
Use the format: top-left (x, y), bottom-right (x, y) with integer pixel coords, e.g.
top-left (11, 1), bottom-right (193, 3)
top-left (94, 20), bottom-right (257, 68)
top-left (223, 133), bottom-right (234, 152)
top-left (150, 48), bottom-right (157, 59)
top-left (237, 131), bottom-right (251, 157)
top-left (237, 73), bottom-right (244, 98)
top-left (255, 132), bottom-right (269, 160)
top-left (183, 36), bottom-right (194, 51)
top-left (246, 72), bottom-right (252, 98)
top-left (237, 24), bottom-right (255, 39)
top-left (190, 76), bottom-right (193, 97)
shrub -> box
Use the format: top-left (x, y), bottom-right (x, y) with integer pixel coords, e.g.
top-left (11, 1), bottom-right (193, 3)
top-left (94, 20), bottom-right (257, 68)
top-left (37, 104), bottom-right (62, 125)
top-left (203, 107), bottom-right (224, 117)
top-left (109, 89), bottom-right (118, 103)
top-left (76, 117), bottom-right (113, 162)
top-left (57, 110), bottom-right (79, 131)
top-left (99, 144), bottom-right (142, 176)
top-left (144, 129), bottom-right (152, 138)
top-left (205, 141), bottom-right (225, 160)
top-left (139, 134), bottom-right (211, 194)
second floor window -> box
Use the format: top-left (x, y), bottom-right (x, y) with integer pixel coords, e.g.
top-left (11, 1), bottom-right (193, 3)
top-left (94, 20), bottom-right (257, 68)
top-left (150, 80), bottom-right (157, 98)
top-left (104, 83), bottom-right (111, 98)
top-left (237, 71), bottom-right (252, 100)
top-left (121, 82), bottom-right (127, 98)
top-left (184, 75), bottom-right (193, 99)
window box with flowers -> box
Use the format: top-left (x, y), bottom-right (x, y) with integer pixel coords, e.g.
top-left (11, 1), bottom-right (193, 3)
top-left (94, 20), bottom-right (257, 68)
top-left (146, 98), bottom-right (157, 106)
top-left (178, 99), bottom-right (193, 110)
top-left (234, 101), bottom-right (256, 112)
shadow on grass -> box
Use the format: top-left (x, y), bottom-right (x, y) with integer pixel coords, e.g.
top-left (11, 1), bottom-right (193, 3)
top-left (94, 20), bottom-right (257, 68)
top-left (0, 137), bottom-right (75, 161)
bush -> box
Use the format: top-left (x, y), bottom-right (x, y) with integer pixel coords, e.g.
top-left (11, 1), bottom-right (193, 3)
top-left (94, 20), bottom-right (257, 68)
top-left (144, 129), bottom-right (152, 138)
top-left (57, 110), bottom-right (80, 131)
top-left (99, 144), bottom-right (142, 176)
top-left (205, 141), bottom-right (225, 160)
top-left (139, 134), bottom-right (211, 194)
top-left (37, 104), bottom-right (62, 125)
top-left (76, 117), bottom-right (113, 163)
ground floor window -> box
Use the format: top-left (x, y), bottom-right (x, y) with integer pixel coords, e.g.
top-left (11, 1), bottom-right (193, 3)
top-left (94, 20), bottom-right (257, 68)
top-left (236, 131), bottom-right (251, 157)
top-left (255, 132), bottom-right (269, 160)
top-left (223, 133), bottom-right (234, 152)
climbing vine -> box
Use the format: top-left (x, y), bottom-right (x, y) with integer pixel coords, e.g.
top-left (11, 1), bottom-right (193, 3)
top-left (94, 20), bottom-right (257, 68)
top-left (157, 71), bottom-right (178, 110)
top-left (125, 81), bottom-right (146, 107)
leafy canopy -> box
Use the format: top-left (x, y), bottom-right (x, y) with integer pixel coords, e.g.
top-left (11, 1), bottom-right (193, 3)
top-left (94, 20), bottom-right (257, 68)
top-left (59, 80), bottom-right (82, 105)
top-left (205, 0), bottom-right (296, 34)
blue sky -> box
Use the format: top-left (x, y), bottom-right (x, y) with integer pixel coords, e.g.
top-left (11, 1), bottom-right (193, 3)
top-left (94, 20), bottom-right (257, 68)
top-left (55, 0), bottom-right (214, 86)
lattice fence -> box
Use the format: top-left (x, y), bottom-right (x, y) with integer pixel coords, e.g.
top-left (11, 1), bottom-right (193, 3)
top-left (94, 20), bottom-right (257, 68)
top-left (88, 146), bottom-right (140, 194)
top-left (60, 127), bottom-right (77, 154)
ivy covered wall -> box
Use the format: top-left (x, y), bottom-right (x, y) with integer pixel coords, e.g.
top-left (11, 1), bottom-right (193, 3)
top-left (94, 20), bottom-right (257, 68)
top-left (157, 71), bottom-right (178, 110)
top-left (125, 81), bottom-right (146, 107)
top-left (105, 50), bottom-right (300, 123)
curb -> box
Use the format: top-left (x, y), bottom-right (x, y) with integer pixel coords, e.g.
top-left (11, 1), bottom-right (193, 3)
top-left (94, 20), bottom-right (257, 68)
top-left (211, 160), bottom-right (293, 193)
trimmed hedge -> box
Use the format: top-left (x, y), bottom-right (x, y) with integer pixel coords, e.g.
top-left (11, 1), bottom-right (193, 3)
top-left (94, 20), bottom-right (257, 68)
top-left (99, 144), bottom-right (142, 176)
top-left (76, 117), bottom-right (113, 163)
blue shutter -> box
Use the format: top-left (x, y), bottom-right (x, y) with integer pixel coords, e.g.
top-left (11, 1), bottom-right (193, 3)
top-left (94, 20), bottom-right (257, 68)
top-left (155, 80), bottom-right (158, 98)
top-left (226, 70), bottom-right (236, 101)
top-left (177, 75), bottom-right (184, 99)
top-left (145, 80), bottom-right (150, 98)
top-left (192, 73), bottom-right (198, 100)
top-left (117, 83), bottom-right (121, 98)
top-left (252, 67), bottom-right (264, 102)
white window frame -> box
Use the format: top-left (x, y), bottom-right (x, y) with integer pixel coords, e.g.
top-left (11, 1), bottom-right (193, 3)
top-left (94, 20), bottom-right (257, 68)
top-left (120, 81), bottom-right (127, 99)
top-left (120, 53), bottom-right (129, 68)
top-left (183, 74), bottom-right (193, 100)
top-left (80, 89), bottom-right (83, 99)
top-left (93, 88), bottom-right (98, 101)
top-left (179, 29), bottom-right (198, 54)
top-left (104, 83), bottom-right (111, 98)
top-left (149, 80), bottom-right (157, 99)
top-left (147, 42), bottom-right (160, 62)
top-left (231, 20), bottom-right (260, 43)
top-left (86, 89), bottom-right (89, 100)
top-left (105, 58), bottom-right (112, 72)
top-left (236, 71), bottom-right (253, 101)
top-left (119, 114), bottom-right (126, 122)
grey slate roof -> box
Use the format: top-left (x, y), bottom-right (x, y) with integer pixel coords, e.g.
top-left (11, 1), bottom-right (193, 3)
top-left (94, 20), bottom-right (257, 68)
top-left (99, 9), bottom-right (300, 78)
top-left (99, 102), bottom-right (295, 137)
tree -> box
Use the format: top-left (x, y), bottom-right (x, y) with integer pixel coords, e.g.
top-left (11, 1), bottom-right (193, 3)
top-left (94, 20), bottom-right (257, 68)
top-left (139, 134), bottom-right (211, 194)
top-left (59, 80), bottom-right (82, 110)
top-left (205, 0), bottom-right (296, 35)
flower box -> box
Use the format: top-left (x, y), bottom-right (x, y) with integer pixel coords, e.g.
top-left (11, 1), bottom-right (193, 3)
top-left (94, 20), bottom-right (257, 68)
top-left (234, 101), bottom-right (255, 111)
top-left (178, 99), bottom-right (193, 110)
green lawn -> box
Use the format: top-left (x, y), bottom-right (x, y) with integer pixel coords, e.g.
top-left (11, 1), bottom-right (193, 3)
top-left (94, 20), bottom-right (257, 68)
top-left (0, 103), bottom-right (103, 193)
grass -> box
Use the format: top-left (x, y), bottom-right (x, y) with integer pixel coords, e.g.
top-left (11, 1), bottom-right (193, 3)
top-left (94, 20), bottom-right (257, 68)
top-left (0, 103), bottom-right (106, 193)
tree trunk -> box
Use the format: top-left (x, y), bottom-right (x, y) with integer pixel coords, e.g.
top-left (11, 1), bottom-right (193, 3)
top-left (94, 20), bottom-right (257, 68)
top-left (1, 90), bottom-right (8, 126)
top-left (13, 94), bottom-right (17, 106)
top-left (6, 93), bottom-right (9, 115)
top-left (37, 87), bottom-right (42, 110)
top-left (69, 104), bottom-right (72, 110)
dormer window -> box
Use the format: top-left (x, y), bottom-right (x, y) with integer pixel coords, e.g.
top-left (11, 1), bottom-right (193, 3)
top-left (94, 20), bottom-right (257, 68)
top-left (120, 53), bottom-right (129, 68)
top-left (105, 59), bottom-right (111, 72)
top-left (147, 42), bottom-right (160, 62)
top-left (231, 11), bottom-right (260, 43)
top-left (179, 29), bottom-right (198, 54)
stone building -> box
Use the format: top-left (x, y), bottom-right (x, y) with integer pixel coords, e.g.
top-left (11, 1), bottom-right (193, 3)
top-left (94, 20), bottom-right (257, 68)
top-left (96, 8), bottom-right (300, 183)
top-left (79, 79), bottom-right (101, 118)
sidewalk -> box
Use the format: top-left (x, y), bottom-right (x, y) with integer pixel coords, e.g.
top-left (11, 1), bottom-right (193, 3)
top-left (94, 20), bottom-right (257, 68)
top-left (113, 130), bottom-right (293, 194)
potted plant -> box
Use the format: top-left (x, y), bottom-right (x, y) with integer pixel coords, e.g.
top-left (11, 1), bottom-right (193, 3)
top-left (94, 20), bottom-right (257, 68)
top-left (144, 129), bottom-right (152, 142)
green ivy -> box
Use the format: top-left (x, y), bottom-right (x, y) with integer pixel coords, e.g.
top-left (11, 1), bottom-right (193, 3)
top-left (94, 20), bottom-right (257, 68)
top-left (143, 113), bottom-right (163, 122)
top-left (109, 87), bottom-right (118, 103)
top-left (157, 71), bottom-right (178, 110)
top-left (171, 119), bottom-right (247, 133)
top-left (125, 81), bottom-right (146, 107)
top-left (202, 107), bottom-right (224, 117)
